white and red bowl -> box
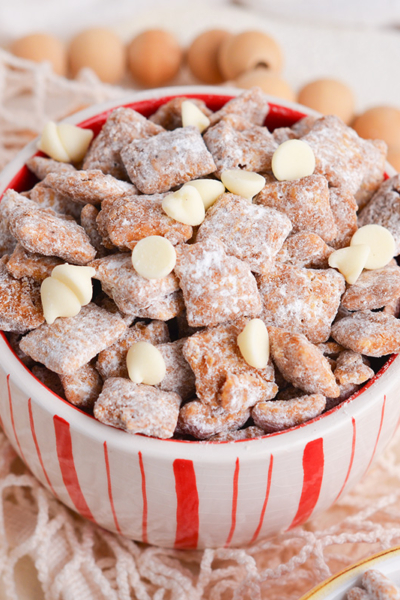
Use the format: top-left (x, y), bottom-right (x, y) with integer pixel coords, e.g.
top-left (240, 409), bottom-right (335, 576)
top-left (0, 86), bottom-right (399, 549)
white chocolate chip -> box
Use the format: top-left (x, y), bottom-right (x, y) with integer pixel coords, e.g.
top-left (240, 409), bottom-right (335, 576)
top-left (237, 318), bottom-right (269, 369)
top-left (183, 179), bottom-right (225, 209)
top-left (350, 224), bottom-right (396, 270)
top-left (126, 341), bottom-right (166, 385)
top-left (41, 277), bottom-right (82, 325)
top-left (57, 123), bottom-right (94, 163)
top-left (51, 264), bottom-right (95, 305)
top-left (221, 169), bottom-right (265, 200)
top-left (131, 236), bottom-right (176, 280)
top-left (271, 139), bottom-right (316, 181)
top-left (328, 244), bottom-right (370, 284)
top-left (37, 121), bottom-right (70, 163)
top-left (162, 185), bottom-right (205, 226)
top-left (181, 100), bottom-right (210, 133)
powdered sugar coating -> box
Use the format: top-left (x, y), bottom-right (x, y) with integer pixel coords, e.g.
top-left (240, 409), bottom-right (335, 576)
top-left (121, 126), bottom-right (216, 194)
top-left (83, 107), bottom-right (164, 180)
top-left (252, 394), bottom-right (326, 433)
top-left (203, 114), bottom-right (277, 177)
top-left (328, 186), bottom-right (358, 249)
top-left (149, 97), bottom-right (212, 130)
top-left (208, 88), bottom-right (270, 127)
top-left (91, 253), bottom-right (179, 314)
top-left (129, 290), bottom-right (184, 321)
top-left (44, 169), bottom-right (137, 205)
top-left (80, 204), bottom-right (108, 258)
top-left (0, 256), bottom-right (43, 333)
top-left (272, 127), bottom-right (297, 145)
top-left (268, 326), bottom-right (340, 397)
top-left (358, 174), bottom-right (400, 255)
top-left (175, 237), bottom-right (262, 327)
top-left (98, 193), bottom-right (192, 250)
top-left (157, 338), bottom-right (196, 401)
top-left (301, 115), bottom-right (386, 198)
top-left (20, 303), bottom-right (127, 374)
top-left (210, 425), bottom-right (265, 441)
top-left (290, 116), bottom-right (317, 137)
top-left (183, 319), bottom-right (276, 412)
top-left (93, 377), bottom-right (181, 439)
top-left (197, 193), bottom-right (292, 273)
top-left (60, 363), bottom-right (102, 409)
top-left (341, 263), bottom-right (400, 311)
top-left (7, 191), bottom-right (96, 265)
top-left (276, 232), bottom-right (333, 269)
top-left (96, 320), bottom-right (169, 380)
top-left (30, 182), bottom-right (81, 219)
top-left (177, 400), bottom-right (250, 440)
top-left (347, 588), bottom-right (370, 600)
top-left (361, 569), bottom-right (400, 600)
top-left (258, 263), bottom-right (345, 343)
top-left (331, 310), bottom-right (400, 357)
top-left (256, 174), bottom-right (337, 243)
top-left (26, 156), bottom-right (76, 180)
top-left (334, 350), bottom-right (374, 386)
top-left (6, 244), bottom-right (62, 281)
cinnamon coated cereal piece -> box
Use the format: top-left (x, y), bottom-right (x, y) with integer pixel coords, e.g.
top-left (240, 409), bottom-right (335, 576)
top-left (177, 400), bottom-right (250, 440)
top-left (131, 291), bottom-right (184, 321)
top-left (334, 350), bottom-right (374, 386)
top-left (7, 192), bottom-right (96, 265)
top-left (317, 341), bottom-right (345, 358)
top-left (99, 193), bottom-right (192, 249)
top-left (27, 156), bottom-right (76, 180)
top-left (175, 237), bottom-right (262, 327)
top-left (6, 244), bottom-right (62, 281)
top-left (301, 115), bottom-right (386, 199)
top-left (96, 319), bottom-right (169, 379)
top-left (60, 363), bottom-right (102, 410)
top-left (210, 426), bottom-right (265, 441)
top-left (157, 338), bottom-right (196, 401)
top-left (91, 253), bottom-right (180, 314)
top-left (341, 263), bottom-right (400, 311)
top-left (20, 303), bottom-right (127, 374)
top-left (331, 310), bottom-right (400, 357)
top-left (325, 382), bottom-right (360, 412)
top-left (329, 186), bottom-right (358, 249)
top-left (121, 126), bottom-right (216, 194)
top-left (256, 174), bottom-right (337, 243)
top-left (0, 257), bottom-right (44, 333)
top-left (0, 190), bottom-right (18, 257)
top-left (252, 394), bottom-right (326, 433)
top-left (183, 320), bottom-right (277, 411)
top-left (203, 114), bottom-right (277, 177)
top-left (93, 292), bottom-right (135, 326)
top-left (347, 588), bottom-right (370, 600)
top-left (291, 115), bottom-right (317, 137)
top-left (80, 204), bottom-right (108, 258)
top-left (362, 570), bottom-right (400, 600)
top-left (258, 263), bottom-right (345, 344)
top-left (197, 193), bottom-right (292, 273)
top-left (31, 365), bottom-right (65, 398)
top-left (44, 169), bottom-right (136, 206)
top-left (208, 87), bottom-right (270, 127)
top-left (94, 377), bottom-right (181, 439)
top-left (268, 326), bottom-right (340, 397)
top-left (276, 232), bottom-right (333, 268)
top-left (272, 127), bottom-right (297, 145)
top-left (30, 182), bottom-right (82, 219)
top-left (383, 296), bottom-right (400, 318)
top-left (83, 107), bottom-right (164, 180)
top-left (358, 174), bottom-right (400, 255)
top-left (149, 97), bottom-right (212, 130)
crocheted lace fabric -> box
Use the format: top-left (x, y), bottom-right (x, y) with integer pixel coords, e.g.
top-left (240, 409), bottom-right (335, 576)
top-left (1, 49), bottom-right (400, 600)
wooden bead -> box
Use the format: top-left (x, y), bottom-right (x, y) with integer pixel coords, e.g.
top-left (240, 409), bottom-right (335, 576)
top-left (218, 30), bottom-right (283, 81)
top-left (187, 29), bottom-right (231, 84)
top-left (298, 79), bottom-right (355, 124)
top-left (11, 33), bottom-right (67, 77)
top-left (128, 29), bottom-right (182, 87)
top-left (353, 106), bottom-right (400, 147)
top-left (69, 28), bottom-right (126, 84)
top-left (235, 68), bottom-right (295, 102)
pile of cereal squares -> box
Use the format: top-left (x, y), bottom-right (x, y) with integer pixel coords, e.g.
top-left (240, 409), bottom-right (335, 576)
top-left (1, 87), bottom-right (400, 441)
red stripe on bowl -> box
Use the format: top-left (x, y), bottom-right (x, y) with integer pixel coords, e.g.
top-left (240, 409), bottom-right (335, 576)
top-left (173, 459), bottom-right (199, 549)
top-left (28, 397), bottom-right (58, 498)
top-left (289, 438), bottom-right (325, 529)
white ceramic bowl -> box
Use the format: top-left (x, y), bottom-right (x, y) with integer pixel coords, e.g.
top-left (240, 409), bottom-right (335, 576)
top-left (0, 86), bottom-right (399, 549)
top-left (299, 546), bottom-right (400, 600)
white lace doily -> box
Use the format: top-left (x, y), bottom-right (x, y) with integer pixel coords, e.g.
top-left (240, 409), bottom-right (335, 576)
top-left (1, 49), bottom-right (400, 600)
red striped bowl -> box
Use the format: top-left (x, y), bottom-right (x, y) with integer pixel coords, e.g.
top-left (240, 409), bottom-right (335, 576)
top-left (0, 86), bottom-right (399, 549)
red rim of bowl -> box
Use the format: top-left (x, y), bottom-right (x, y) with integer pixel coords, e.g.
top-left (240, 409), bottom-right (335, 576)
top-left (0, 91), bottom-right (397, 445)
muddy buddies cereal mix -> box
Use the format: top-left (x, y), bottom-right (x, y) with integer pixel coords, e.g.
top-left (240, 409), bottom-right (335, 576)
top-left (1, 88), bottom-right (399, 441)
